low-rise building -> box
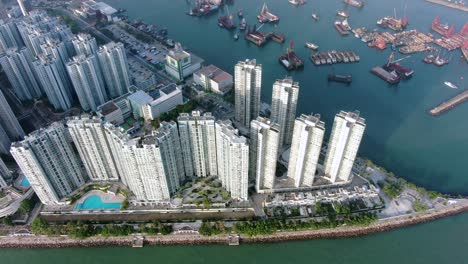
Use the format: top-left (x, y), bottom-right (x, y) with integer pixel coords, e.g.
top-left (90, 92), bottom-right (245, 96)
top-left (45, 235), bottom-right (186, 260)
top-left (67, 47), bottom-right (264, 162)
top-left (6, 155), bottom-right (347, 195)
top-left (193, 64), bottom-right (233, 95)
top-left (127, 90), bottom-right (153, 119)
top-left (143, 84), bottom-right (183, 120)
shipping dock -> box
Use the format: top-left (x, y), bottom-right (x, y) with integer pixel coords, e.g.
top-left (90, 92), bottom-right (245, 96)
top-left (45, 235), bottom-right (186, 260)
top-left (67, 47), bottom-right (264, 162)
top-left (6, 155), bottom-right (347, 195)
top-left (310, 50), bottom-right (360, 65)
top-left (258, 3), bottom-right (280, 23)
top-left (279, 42), bottom-right (304, 70)
top-left (429, 89), bottom-right (468, 116)
top-left (344, 0), bottom-right (364, 8)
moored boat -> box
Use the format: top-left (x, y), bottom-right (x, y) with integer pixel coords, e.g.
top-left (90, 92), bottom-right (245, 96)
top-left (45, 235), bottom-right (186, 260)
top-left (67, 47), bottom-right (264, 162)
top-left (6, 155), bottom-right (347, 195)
top-left (305, 42), bottom-right (319, 50)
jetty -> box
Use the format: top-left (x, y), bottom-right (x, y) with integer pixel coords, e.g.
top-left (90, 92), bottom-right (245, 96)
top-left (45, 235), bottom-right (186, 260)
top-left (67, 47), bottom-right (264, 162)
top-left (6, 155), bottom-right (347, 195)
top-left (429, 89), bottom-right (468, 116)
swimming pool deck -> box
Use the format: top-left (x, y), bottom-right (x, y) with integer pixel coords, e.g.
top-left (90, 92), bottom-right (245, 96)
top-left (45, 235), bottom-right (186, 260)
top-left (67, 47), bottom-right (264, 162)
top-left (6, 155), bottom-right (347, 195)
top-left (74, 190), bottom-right (124, 210)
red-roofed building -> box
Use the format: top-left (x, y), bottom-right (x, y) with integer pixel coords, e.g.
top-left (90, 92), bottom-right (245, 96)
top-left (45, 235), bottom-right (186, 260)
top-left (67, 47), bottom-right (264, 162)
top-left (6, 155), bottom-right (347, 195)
top-left (193, 64), bottom-right (233, 95)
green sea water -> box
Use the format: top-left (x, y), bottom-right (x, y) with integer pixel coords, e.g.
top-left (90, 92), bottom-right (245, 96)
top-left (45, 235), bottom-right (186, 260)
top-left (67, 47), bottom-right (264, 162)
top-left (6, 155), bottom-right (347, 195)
top-left (2, 0), bottom-right (467, 261)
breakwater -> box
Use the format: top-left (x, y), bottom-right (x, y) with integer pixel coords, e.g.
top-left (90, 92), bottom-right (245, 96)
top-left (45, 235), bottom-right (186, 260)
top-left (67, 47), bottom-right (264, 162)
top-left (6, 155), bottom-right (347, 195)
top-left (1, 200), bottom-right (468, 248)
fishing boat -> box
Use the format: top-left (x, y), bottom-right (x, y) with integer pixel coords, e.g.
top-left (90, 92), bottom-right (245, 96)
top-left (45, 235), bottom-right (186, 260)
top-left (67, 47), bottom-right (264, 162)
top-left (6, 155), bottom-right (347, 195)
top-left (444, 81), bottom-right (458, 89)
top-left (311, 13), bottom-right (319, 21)
top-left (289, 0), bottom-right (306, 6)
top-left (234, 32), bottom-right (239, 40)
top-left (305, 42), bottom-right (319, 50)
top-left (337, 10), bottom-right (349, 18)
top-left (237, 9), bottom-right (243, 17)
top-left (239, 18), bottom-right (247, 30)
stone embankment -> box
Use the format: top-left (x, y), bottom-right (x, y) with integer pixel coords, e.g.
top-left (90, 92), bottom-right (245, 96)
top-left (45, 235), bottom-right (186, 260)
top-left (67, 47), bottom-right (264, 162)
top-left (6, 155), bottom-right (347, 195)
top-left (1, 201), bottom-right (467, 248)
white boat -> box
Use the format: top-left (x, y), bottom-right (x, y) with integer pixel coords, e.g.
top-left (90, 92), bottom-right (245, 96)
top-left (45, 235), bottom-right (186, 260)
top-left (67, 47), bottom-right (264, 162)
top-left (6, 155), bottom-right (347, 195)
top-left (337, 10), bottom-right (349, 18)
top-left (305, 42), bottom-right (319, 50)
top-left (311, 13), bottom-right (319, 21)
top-left (234, 33), bottom-right (239, 40)
top-left (444, 82), bottom-right (458, 89)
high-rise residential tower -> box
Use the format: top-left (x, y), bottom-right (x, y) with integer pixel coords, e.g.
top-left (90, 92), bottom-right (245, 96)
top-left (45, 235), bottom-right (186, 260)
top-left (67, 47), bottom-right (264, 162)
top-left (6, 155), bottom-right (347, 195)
top-left (10, 122), bottom-right (88, 204)
top-left (324, 111), bottom-right (366, 183)
top-left (0, 158), bottom-right (10, 188)
top-left (66, 54), bottom-right (108, 112)
top-left (71, 33), bottom-right (98, 56)
top-left (34, 55), bottom-right (73, 110)
top-left (0, 89), bottom-right (25, 141)
top-left (234, 59), bottom-right (262, 127)
top-left (177, 111), bottom-right (217, 178)
top-left (215, 120), bottom-right (249, 200)
top-left (97, 42), bottom-right (131, 98)
top-left (287, 114), bottom-right (325, 188)
top-left (67, 115), bottom-right (120, 182)
top-left (250, 117), bottom-right (280, 192)
top-left (0, 47), bottom-right (42, 101)
top-left (270, 77), bottom-right (299, 148)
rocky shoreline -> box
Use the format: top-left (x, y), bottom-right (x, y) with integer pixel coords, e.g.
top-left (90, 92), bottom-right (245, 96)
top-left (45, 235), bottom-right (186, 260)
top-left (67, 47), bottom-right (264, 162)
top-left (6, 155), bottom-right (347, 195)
top-left (1, 201), bottom-right (467, 248)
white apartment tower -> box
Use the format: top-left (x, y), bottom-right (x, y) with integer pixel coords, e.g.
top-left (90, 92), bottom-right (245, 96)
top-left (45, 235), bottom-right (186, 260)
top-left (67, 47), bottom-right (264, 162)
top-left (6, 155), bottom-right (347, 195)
top-left (153, 121), bottom-right (185, 193)
top-left (215, 120), bottom-right (249, 200)
top-left (177, 111), bottom-right (217, 178)
top-left (250, 117), bottom-right (280, 192)
top-left (17, 0), bottom-right (28, 16)
top-left (324, 111), bottom-right (366, 183)
top-left (287, 114), bottom-right (325, 187)
top-left (271, 77), bottom-right (299, 148)
top-left (34, 55), bottom-right (73, 110)
top-left (0, 47), bottom-right (42, 101)
top-left (97, 42), bottom-right (131, 98)
top-left (120, 137), bottom-right (172, 201)
top-left (10, 122), bottom-right (88, 204)
top-left (0, 89), bottom-right (25, 141)
top-left (0, 158), bottom-right (10, 189)
top-left (72, 33), bottom-right (98, 56)
top-left (67, 115), bottom-right (120, 182)
top-left (234, 59), bottom-right (262, 127)
top-left (66, 54), bottom-right (108, 112)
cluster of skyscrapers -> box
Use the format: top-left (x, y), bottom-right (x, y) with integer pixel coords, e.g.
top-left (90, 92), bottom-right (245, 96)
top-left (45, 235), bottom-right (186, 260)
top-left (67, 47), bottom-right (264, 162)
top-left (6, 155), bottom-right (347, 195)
top-left (10, 112), bottom-right (249, 205)
top-left (233, 59), bottom-right (366, 192)
top-left (0, 10), bottom-right (131, 112)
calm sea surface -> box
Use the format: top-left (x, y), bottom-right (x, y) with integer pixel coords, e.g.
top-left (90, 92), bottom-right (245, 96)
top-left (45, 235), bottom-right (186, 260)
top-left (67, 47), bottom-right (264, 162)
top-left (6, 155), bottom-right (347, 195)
top-left (3, 0), bottom-right (467, 261)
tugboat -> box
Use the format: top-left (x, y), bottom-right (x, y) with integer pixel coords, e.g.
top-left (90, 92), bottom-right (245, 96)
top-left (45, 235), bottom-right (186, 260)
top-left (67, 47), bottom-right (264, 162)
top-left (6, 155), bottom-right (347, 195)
top-left (289, 0), bottom-right (306, 6)
top-left (239, 18), bottom-right (247, 31)
top-left (311, 13), bottom-right (319, 21)
top-left (344, 0), bottom-right (364, 8)
top-left (337, 10), bottom-right (349, 18)
top-left (305, 42), bottom-right (319, 50)
top-left (218, 14), bottom-right (236, 30)
top-left (423, 54), bottom-right (435, 64)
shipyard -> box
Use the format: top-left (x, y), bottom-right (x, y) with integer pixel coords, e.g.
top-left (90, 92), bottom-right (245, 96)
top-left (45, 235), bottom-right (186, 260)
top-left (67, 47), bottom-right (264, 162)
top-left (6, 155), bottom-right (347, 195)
top-left (279, 42), bottom-right (304, 70)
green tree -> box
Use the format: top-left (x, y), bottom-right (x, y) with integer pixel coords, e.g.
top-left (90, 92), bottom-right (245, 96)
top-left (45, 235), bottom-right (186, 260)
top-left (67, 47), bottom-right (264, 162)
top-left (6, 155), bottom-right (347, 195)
top-left (19, 199), bottom-right (32, 215)
top-left (31, 218), bottom-right (49, 234)
top-left (2, 216), bottom-right (13, 226)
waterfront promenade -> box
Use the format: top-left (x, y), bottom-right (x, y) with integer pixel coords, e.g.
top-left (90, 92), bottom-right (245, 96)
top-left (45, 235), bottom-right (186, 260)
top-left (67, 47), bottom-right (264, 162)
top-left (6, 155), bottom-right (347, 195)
top-left (1, 199), bottom-right (467, 248)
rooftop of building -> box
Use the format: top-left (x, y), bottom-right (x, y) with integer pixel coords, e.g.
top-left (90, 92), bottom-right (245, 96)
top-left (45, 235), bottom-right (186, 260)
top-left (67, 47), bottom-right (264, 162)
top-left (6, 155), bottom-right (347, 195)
top-left (98, 101), bottom-right (120, 116)
top-left (127, 90), bottom-right (153, 105)
top-left (339, 110), bottom-right (366, 125)
top-left (83, 0), bottom-right (117, 15)
top-left (195, 64), bottom-right (233, 83)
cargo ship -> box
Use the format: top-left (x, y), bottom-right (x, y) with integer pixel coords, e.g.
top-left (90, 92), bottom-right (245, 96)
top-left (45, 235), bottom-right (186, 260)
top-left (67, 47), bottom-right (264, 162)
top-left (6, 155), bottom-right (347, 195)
top-left (335, 19), bottom-right (351, 36)
top-left (218, 14), bottom-right (236, 30)
top-left (279, 42), bottom-right (304, 70)
top-left (371, 66), bottom-right (400, 84)
top-left (344, 0), bottom-right (364, 8)
top-left (258, 3), bottom-right (279, 23)
top-left (272, 33), bottom-right (285, 43)
top-left (328, 74), bottom-right (352, 84)
top-left (431, 16), bottom-right (455, 37)
top-left (187, 0), bottom-right (220, 16)
top-left (289, 0), bottom-right (306, 6)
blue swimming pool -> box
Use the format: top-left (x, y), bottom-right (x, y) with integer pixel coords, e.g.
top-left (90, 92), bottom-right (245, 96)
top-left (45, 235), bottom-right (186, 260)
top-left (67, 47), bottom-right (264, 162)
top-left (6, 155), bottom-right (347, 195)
top-left (20, 177), bottom-right (30, 187)
top-left (75, 195), bottom-right (121, 210)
